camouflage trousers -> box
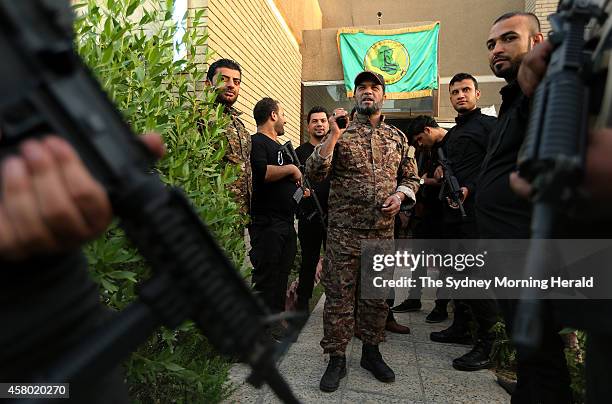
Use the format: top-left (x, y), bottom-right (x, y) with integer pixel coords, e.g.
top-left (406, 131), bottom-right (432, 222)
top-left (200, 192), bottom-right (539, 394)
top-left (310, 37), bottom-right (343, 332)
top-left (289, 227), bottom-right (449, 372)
top-left (320, 226), bottom-right (393, 355)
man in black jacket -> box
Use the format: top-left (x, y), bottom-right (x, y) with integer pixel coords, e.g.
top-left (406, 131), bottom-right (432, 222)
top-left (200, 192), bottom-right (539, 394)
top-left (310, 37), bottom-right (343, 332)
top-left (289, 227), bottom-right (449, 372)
top-left (476, 12), bottom-right (572, 403)
top-left (428, 73), bottom-right (499, 372)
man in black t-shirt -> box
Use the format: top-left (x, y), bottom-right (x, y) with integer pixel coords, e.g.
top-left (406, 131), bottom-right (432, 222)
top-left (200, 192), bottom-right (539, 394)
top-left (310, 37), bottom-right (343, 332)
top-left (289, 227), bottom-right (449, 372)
top-left (249, 98), bottom-right (301, 338)
top-left (294, 106), bottom-right (330, 311)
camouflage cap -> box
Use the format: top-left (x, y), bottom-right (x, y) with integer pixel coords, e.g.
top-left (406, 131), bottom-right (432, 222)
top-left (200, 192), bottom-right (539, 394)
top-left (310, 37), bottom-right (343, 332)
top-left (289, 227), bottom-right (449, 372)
top-left (354, 70), bottom-right (386, 92)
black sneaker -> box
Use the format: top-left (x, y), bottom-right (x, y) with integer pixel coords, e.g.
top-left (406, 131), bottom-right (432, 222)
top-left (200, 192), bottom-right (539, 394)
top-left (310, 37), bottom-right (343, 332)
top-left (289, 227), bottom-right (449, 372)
top-left (452, 339), bottom-right (493, 371)
top-left (391, 299), bottom-right (422, 313)
top-left (430, 325), bottom-right (472, 345)
top-left (425, 308), bottom-right (448, 323)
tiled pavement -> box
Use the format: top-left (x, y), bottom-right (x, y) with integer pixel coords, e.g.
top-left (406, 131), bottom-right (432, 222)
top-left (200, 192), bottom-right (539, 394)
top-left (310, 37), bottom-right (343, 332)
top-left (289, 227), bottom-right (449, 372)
top-left (224, 296), bottom-right (510, 404)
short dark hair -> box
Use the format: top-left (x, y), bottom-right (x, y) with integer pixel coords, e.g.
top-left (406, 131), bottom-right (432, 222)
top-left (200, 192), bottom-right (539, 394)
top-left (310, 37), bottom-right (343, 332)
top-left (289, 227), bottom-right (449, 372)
top-left (405, 115), bottom-right (439, 143)
top-left (206, 58), bottom-right (242, 82)
top-left (493, 12), bottom-right (541, 34)
top-left (253, 97), bottom-right (279, 126)
top-left (306, 106), bottom-right (329, 123)
top-left (449, 73), bottom-right (479, 90)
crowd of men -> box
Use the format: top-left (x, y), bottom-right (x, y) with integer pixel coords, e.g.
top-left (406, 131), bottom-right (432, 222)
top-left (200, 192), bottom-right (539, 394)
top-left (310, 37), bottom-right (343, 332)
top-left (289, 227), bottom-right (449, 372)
top-left (1, 5), bottom-right (611, 404)
top-left (203, 10), bottom-right (612, 402)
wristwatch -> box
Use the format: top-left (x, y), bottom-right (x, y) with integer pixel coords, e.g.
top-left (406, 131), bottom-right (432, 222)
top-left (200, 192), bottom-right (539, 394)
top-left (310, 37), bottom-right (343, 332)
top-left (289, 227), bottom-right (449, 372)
top-left (419, 178), bottom-right (425, 185)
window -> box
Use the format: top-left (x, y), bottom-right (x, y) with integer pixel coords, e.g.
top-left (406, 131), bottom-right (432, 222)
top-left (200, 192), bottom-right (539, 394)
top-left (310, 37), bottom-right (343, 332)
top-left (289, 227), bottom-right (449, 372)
top-left (172, 0), bottom-right (188, 60)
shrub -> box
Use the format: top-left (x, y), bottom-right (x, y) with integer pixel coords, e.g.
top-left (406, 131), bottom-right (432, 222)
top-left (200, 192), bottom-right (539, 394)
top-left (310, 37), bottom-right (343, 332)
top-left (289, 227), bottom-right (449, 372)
top-left (74, 0), bottom-right (246, 401)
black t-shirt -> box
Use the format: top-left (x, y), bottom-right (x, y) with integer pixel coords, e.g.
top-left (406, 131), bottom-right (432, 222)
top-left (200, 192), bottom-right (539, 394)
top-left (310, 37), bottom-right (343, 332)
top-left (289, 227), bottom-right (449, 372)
top-left (475, 81), bottom-right (532, 238)
top-left (442, 108), bottom-right (496, 223)
top-left (295, 142), bottom-right (330, 220)
top-left (250, 133), bottom-right (299, 222)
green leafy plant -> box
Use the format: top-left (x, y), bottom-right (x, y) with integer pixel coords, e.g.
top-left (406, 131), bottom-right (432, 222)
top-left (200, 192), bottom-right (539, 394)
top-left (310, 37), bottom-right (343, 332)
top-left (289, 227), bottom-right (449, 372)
top-left (490, 320), bottom-right (516, 371)
top-left (74, 0), bottom-right (247, 401)
top-left (561, 328), bottom-right (586, 403)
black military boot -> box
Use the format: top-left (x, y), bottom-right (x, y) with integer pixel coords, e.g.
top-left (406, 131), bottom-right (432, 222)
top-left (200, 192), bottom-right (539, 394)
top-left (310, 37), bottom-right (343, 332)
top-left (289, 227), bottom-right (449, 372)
top-left (319, 355), bottom-right (346, 392)
top-left (360, 344), bottom-right (395, 383)
top-left (452, 337), bottom-right (494, 371)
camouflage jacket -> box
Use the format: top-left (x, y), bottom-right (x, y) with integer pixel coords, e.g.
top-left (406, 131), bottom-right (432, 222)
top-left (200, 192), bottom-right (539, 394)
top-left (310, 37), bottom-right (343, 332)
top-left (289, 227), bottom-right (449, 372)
top-left (306, 113), bottom-right (419, 230)
top-left (223, 106), bottom-right (252, 216)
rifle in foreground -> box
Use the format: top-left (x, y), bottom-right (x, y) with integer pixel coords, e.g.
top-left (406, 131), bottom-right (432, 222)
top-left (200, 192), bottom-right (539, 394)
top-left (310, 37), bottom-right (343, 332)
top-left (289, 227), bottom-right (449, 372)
top-left (514, 0), bottom-right (610, 352)
top-left (0, 1), bottom-right (299, 402)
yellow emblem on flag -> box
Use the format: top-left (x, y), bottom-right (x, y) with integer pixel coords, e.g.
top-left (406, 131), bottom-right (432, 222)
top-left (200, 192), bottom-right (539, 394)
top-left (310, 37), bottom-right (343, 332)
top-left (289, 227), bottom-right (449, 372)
top-left (364, 40), bottom-right (410, 85)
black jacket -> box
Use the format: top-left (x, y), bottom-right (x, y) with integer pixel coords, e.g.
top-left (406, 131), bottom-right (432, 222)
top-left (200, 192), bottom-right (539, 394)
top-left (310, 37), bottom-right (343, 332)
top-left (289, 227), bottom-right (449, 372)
top-left (475, 80), bottom-right (532, 238)
top-left (442, 108), bottom-right (496, 223)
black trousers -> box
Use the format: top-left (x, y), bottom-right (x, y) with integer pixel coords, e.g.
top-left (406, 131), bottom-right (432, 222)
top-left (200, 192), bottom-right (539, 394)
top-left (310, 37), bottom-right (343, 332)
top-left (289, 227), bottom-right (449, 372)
top-left (445, 220), bottom-right (499, 335)
top-left (296, 218), bottom-right (326, 310)
top-left (501, 299), bottom-right (572, 404)
top-left (452, 299), bottom-right (498, 338)
top-left (249, 216), bottom-right (297, 314)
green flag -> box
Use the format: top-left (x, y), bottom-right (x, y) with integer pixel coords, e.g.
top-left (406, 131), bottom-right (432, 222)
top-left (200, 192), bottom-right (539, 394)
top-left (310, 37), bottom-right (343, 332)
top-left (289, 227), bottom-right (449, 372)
top-left (337, 23), bottom-right (440, 99)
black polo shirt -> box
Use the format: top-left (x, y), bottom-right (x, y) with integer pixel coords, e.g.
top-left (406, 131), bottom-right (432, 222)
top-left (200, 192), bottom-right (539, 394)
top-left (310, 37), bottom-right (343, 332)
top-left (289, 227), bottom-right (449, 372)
top-left (475, 81), bottom-right (532, 238)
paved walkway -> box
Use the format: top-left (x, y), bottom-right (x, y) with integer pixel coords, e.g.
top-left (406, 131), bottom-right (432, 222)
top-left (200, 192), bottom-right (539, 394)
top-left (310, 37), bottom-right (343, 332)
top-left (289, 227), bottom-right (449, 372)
top-left (225, 297), bottom-right (510, 404)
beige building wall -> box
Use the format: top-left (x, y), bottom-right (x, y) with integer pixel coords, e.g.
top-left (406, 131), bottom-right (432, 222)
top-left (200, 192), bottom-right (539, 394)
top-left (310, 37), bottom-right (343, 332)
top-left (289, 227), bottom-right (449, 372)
top-left (525, 0), bottom-right (557, 34)
top-left (274, 0), bottom-right (323, 44)
top-left (189, 0), bottom-right (302, 145)
top-left (303, 0), bottom-right (525, 120)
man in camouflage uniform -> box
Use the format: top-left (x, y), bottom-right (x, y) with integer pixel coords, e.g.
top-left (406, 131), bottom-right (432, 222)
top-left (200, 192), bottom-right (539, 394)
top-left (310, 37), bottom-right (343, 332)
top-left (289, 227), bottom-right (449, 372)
top-left (206, 59), bottom-right (252, 216)
top-left (307, 71), bottom-right (420, 392)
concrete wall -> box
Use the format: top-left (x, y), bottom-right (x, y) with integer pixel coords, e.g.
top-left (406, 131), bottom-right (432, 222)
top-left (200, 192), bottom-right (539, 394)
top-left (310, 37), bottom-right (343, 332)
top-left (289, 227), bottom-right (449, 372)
top-left (189, 0), bottom-right (302, 145)
top-left (303, 0), bottom-right (525, 119)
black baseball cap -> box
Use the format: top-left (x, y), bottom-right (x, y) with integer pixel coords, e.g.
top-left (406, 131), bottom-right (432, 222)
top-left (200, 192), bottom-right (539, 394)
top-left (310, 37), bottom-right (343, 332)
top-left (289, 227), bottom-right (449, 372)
top-left (354, 70), bottom-right (386, 92)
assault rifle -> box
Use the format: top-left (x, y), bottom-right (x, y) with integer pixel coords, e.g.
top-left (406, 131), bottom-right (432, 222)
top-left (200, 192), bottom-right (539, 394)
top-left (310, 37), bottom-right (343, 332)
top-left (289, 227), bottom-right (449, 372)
top-left (0, 1), bottom-right (299, 403)
top-left (514, 0), bottom-right (610, 352)
top-left (437, 148), bottom-right (467, 218)
top-left (281, 141), bottom-right (327, 233)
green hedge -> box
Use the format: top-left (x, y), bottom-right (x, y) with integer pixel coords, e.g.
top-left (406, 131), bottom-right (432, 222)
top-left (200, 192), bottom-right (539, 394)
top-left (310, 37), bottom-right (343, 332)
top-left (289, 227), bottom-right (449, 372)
top-left (75, 0), bottom-right (246, 401)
